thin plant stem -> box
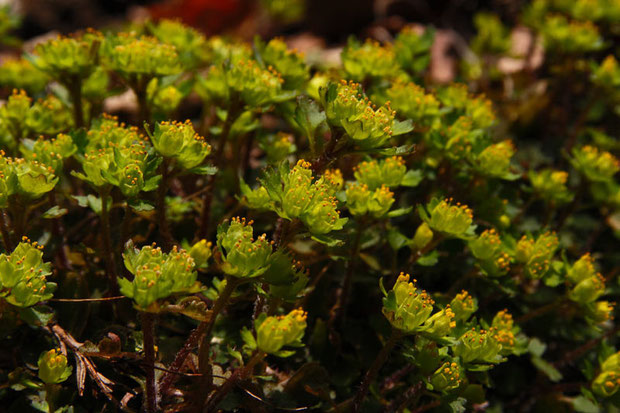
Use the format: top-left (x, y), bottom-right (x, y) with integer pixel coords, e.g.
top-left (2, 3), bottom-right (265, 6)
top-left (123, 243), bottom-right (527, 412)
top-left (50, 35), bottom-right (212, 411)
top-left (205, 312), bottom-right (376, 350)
top-left (99, 190), bottom-right (117, 293)
top-left (67, 76), bottom-right (85, 129)
top-left (156, 158), bottom-right (174, 250)
top-left (196, 102), bottom-right (241, 240)
top-left (351, 328), bottom-right (403, 413)
top-left (141, 312), bottom-right (157, 413)
top-left (0, 208), bottom-right (12, 251)
top-left (134, 77), bottom-right (151, 125)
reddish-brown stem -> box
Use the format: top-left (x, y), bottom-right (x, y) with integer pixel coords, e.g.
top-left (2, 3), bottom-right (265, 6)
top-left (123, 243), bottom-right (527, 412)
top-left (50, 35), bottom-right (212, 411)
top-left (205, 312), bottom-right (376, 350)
top-left (0, 208), bottom-right (12, 251)
top-left (141, 312), bottom-right (157, 413)
top-left (99, 190), bottom-right (118, 294)
top-left (156, 158), bottom-right (174, 251)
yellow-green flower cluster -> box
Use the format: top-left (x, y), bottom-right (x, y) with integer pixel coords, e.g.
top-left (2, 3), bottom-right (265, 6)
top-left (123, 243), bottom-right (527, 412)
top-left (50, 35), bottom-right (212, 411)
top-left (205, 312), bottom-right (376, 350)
top-left (421, 198), bottom-right (474, 239)
top-left (475, 140), bottom-right (515, 179)
top-left (119, 243), bottom-right (199, 311)
top-left (353, 157), bottom-right (407, 190)
top-left (382, 273), bottom-right (435, 333)
top-left (345, 183), bottom-right (394, 218)
top-left (38, 349), bottom-right (72, 384)
top-left (0, 90), bottom-right (71, 143)
top-left (341, 39), bottom-right (401, 81)
top-left (450, 290), bottom-right (478, 322)
top-left (529, 169), bottom-right (573, 204)
top-left (197, 59), bottom-right (287, 107)
top-left (148, 19), bottom-right (207, 68)
top-left (102, 33), bottom-right (181, 79)
top-left (216, 217), bottom-right (272, 278)
top-left (32, 30), bottom-right (101, 78)
top-left (22, 134), bottom-right (77, 174)
top-left (0, 58), bottom-right (49, 94)
top-left (72, 141), bottom-right (158, 198)
top-left (539, 14), bottom-right (603, 53)
top-left (255, 308), bottom-right (307, 355)
top-left (324, 80), bottom-right (398, 149)
top-left (437, 84), bottom-right (496, 129)
top-left (469, 229), bottom-right (511, 276)
top-left (430, 361), bottom-right (463, 392)
top-left (454, 327), bottom-right (503, 364)
top-left (566, 253), bottom-right (606, 305)
top-left (393, 26), bottom-right (434, 74)
top-left (491, 309), bottom-right (519, 355)
top-left (471, 12), bottom-right (511, 55)
top-left (150, 120), bottom-right (211, 170)
top-left (593, 352), bottom-right (620, 397)
top-left (85, 115), bottom-right (146, 151)
top-left (570, 145), bottom-right (619, 182)
top-left (260, 38), bottom-right (309, 90)
top-left (147, 78), bottom-right (183, 115)
top-left (0, 155), bottom-right (58, 204)
top-left (515, 232), bottom-right (559, 279)
top-left (385, 81), bottom-right (440, 126)
top-left (260, 133), bottom-right (296, 163)
top-left (0, 239), bottom-right (55, 308)
top-left (592, 55), bottom-right (620, 90)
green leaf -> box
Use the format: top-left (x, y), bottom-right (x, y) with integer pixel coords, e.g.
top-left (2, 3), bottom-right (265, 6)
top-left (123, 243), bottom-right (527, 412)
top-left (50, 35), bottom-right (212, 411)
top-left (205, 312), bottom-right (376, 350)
top-left (18, 305), bottom-right (55, 326)
top-left (531, 356), bottom-right (563, 382)
top-left (417, 250), bottom-right (439, 266)
top-left (400, 169), bottom-right (423, 187)
top-left (387, 207), bottom-right (413, 218)
top-left (128, 199), bottom-right (155, 212)
top-left (311, 233), bottom-right (344, 247)
top-left (376, 144), bottom-right (416, 156)
top-left (294, 95), bottom-right (326, 155)
top-left (186, 165), bottom-right (218, 176)
top-left (572, 396), bottom-right (599, 413)
top-left (391, 119), bottom-right (414, 136)
top-left (387, 227), bottom-right (410, 250)
top-left (42, 206), bottom-right (68, 219)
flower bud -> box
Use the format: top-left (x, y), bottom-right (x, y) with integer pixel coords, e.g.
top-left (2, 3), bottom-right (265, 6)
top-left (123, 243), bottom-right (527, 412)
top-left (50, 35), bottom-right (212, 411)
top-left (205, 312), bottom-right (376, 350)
top-left (411, 222), bottom-right (433, 250)
top-left (592, 370), bottom-right (620, 397)
top-left (189, 239), bottom-right (212, 268)
top-left (38, 349), bottom-right (72, 384)
top-left (422, 306), bottom-right (456, 338)
top-left (382, 273), bottom-right (434, 333)
top-left (567, 253), bottom-right (597, 284)
top-left (602, 352), bottom-right (620, 372)
top-left (430, 361), bottom-right (463, 392)
top-left (450, 290), bottom-right (477, 322)
top-left (585, 301), bottom-right (615, 325)
top-left (256, 308), bottom-right (308, 355)
top-left (469, 229), bottom-right (501, 261)
top-left (151, 120), bottom-right (211, 170)
top-left (515, 232), bottom-right (558, 279)
top-left (475, 140), bottom-right (515, 178)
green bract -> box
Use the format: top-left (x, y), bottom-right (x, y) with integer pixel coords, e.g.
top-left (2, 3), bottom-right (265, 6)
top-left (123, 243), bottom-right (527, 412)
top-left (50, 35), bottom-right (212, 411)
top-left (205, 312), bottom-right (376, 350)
top-left (0, 156), bottom-right (58, 202)
top-left (119, 243), bottom-right (199, 311)
top-left (468, 229), bottom-right (510, 276)
top-left (216, 217), bottom-right (272, 278)
top-left (345, 183), bottom-right (394, 218)
top-left (0, 240), bottom-right (55, 307)
top-left (454, 327), bottom-right (503, 364)
top-left (0, 58), bottom-right (49, 94)
top-left (430, 361), bottom-right (463, 392)
top-left (341, 38), bottom-right (401, 82)
top-left (149, 120), bottom-right (211, 170)
top-left (474, 140), bottom-right (515, 179)
top-left (22, 134), bottom-right (77, 174)
top-left (189, 239), bottom-right (212, 269)
top-left (258, 38), bottom-right (310, 90)
top-left (38, 349), bottom-right (72, 384)
top-left (593, 351), bottom-right (620, 397)
top-left (353, 157), bottom-right (408, 190)
top-left (255, 308), bottom-right (307, 355)
top-left (147, 19), bottom-right (207, 69)
top-left (385, 81), bottom-right (440, 126)
top-left (450, 290), bottom-right (477, 322)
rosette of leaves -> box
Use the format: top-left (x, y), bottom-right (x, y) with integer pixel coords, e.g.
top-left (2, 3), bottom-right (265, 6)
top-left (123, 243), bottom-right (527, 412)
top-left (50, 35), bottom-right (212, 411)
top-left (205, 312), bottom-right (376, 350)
top-left (514, 232), bottom-right (559, 279)
top-left (341, 38), bottom-right (401, 82)
top-left (0, 58), bottom-right (49, 94)
top-left (255, 37), bottom-right (310, 90)
top-left (119, 243), bottom-right (200, 311)
top-left (243, 160), bottom-right (348, 236)
top-left (321, 80), bottom-right (413, 150)
top-left (0, 240), bottom-right (55, 308)
top-left (418, 198), bottom-right (476, 239)
top-left (468, 229), bottom-right (511, 276)
top-left (243, 308), bottom-right (308, 356)
top-left (216, 217), bottom-right (272, 278)
top-left (529, 168), bottom-right (574, 204)
top-left (147, 120), bottom-right (212, 172)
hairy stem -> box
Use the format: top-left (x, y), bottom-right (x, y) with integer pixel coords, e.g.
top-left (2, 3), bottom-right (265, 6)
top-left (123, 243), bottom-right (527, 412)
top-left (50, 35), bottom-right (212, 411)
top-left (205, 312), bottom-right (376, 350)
top-left (141, 312), bottom-right (157, 413)
top-left (351, 328), bottom-right (402, 413)
top-left (156, 158), bottom-right (174, 251)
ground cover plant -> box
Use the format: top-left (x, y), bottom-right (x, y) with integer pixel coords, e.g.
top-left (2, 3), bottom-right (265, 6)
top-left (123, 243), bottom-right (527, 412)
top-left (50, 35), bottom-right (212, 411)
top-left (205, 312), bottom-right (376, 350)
top-left (0, 1), bottom-right (620, 412)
